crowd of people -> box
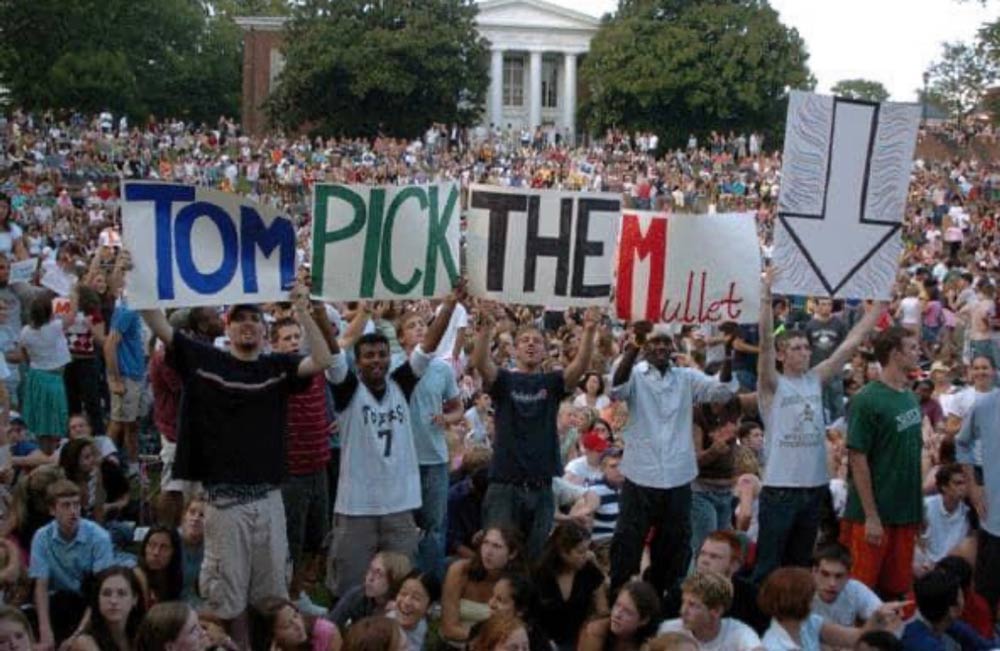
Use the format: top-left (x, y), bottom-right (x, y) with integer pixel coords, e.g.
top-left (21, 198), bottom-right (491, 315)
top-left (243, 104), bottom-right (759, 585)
top-left (0, 108), bottom-right (996, 651)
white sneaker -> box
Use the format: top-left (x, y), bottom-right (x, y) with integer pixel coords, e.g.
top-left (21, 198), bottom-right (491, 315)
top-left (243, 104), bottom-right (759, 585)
top-left (296, 592), bottom-right (328, 617)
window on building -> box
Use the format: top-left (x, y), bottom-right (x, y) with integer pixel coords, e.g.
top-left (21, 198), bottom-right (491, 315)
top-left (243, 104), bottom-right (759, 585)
top-left (542, 59), bottom-right (559, 108)
top-left (503, 57), bottom-right (524, 107)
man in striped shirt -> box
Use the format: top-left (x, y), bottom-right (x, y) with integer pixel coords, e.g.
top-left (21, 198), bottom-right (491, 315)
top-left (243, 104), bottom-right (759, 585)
top-left (272, 308), bottom-right (337, 616)
top-left (590, 447), bottom-right (623, 544)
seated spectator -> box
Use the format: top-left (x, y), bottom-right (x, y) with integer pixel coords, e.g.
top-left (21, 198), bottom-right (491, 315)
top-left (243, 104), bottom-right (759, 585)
top-left (135, 602), bottom-right (206, 651)
top-left (579, 581), bottom-right (660, 651)
top-left (58, 438), bottom-right (108, 523)
top-left (342, 616), bottom-right (403, 651)
top-left (854, 630), bottom-right (903, 651)
top-left (573, 372), bottom-right (610, 411)
top-left (387, 570), bottom-right (440, 651)
top-left (589, 447), bottom-right (624, 564)
top-left (532, 522), bottom-right (607, 649)
top-left (759, 567), bottom-right (900, 650)
top-left (470, 613), bottom-right (530, 651)
top-left (136, 526), bottom-right (183, 607)
top-left (441, 528), bottom-right (523, 645)
top-left (648, 632), bottom-right (698, 651)
top-left (901, 569), bottom-right (967, 650)
top-left (933, 556), bottom-right (999, 643)
top-left (0, 605), bottom-right (34, 649)
top-left (563, 430), bottom-right (608, 486)
top-left (687, 531), bottom-right (768, 635)
top-left (658, 570), bottom-right (761, 650)
top-left (329, 552), bottom-right (411, 629)
top-left (914, 464), bottom-right (972, 577)
top-left (178, 496), bottom-right (205, 605)
top-left (484, 572), bottom-right (551, 651)
top-left (29, 479), bottom-right (114, 649)
top-left (67, 566), bottom-right (145, 651)
top-left (253, 596), bottom-right (341, 651)
top-left (811, 544), bottom-right (882, 628)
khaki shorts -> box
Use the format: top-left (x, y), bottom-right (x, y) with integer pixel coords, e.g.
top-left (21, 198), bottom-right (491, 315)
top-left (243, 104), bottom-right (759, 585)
top-left (326, 511), bottom-right (419, 598)
top-left (200, 490), bottom-right (289, 618)
top-left (110, 378), bottom-right (142, 423)
top-left (159, 437), bottom-right (202, 496)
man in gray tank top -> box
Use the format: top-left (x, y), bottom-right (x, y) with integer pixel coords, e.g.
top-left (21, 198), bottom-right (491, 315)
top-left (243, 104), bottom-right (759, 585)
top-left (752, 268), bottom-right (885, 584)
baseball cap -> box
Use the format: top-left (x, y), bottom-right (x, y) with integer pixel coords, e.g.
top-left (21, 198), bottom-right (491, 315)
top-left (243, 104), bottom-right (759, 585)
top-left (226, 304), bottom-right (263, 321)
top-left (581, 430), bottom-right (610, 453)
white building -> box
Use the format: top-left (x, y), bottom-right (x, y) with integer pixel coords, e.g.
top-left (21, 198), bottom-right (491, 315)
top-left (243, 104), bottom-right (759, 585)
top-left (236, 0), bottom-right (600, 138)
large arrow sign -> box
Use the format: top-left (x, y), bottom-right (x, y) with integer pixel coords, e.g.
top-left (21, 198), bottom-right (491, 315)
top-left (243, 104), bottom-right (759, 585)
top-left (773, 92), bottom-right (920, 299)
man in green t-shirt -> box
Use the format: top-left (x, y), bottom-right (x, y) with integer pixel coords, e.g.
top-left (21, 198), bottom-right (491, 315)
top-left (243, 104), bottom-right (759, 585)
top-left (840, 326), bottom-right (923, 599)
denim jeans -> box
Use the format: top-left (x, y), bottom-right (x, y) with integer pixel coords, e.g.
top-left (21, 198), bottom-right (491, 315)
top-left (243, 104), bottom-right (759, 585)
top-left (751, 485), bottom-right (828, 584)
top-left (417, 462), bottom-right (450, 581)
top-left (610, 479), bottom-right (691, 597)
top-left (690, 484), bottom-right (734, 559)
top-left (482, 481), bottom-right (554, 559)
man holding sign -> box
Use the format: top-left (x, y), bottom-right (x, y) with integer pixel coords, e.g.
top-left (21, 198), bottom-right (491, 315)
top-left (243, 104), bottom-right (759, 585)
top-left (139, 278), bottom-right (333, 646)
top-left (470, 303), bottom-right (598, 558)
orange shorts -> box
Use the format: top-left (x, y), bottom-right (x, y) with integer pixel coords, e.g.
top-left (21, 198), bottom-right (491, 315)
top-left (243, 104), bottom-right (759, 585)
top-left (839, 520), bottom-right (919, 598)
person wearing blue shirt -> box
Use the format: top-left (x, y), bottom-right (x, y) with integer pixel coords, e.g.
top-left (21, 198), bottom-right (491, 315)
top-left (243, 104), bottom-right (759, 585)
top-left (105, 301), bottom-right (146, 468)
top-left (29, 479), bottom-right (114, 651)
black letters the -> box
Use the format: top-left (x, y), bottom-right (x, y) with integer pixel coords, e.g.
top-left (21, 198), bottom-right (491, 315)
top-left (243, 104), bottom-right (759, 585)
top-left (471, 191), bottom-right (527, 292)
top-left (571, 198), bottom-right (617, 297)
top-left (524, 196), bottom-right (571, 294)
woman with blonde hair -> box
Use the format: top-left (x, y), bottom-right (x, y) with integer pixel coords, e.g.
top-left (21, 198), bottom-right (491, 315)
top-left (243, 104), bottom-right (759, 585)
top-left (330, 552), bottom-right (412, 629)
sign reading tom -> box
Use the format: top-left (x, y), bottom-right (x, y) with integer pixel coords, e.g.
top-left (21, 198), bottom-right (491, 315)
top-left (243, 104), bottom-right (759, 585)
top-left (311, 183), bottom-right (461, 300)
top-left (616, 211), bottom-right (760, 325)
top-left (773, 91), bottom-right (920, 299)
top-left (122, 182), bottom-right (297, 309)
top-left (466, 185), bottom-right (619, 307)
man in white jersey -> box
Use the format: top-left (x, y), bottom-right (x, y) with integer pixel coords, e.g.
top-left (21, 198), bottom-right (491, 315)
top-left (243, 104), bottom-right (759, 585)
top-left (752, 269), bottom-right (885, 584)
top-left (325, 290), bottom-right (458, 598)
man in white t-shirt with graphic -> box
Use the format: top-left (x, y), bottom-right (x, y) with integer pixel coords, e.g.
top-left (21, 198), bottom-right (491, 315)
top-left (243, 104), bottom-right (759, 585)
top-left (659, 570), bottom-right (762, 651)
top-left (810, 543), bottom-right (882, 628)
top-left (753, 269), bottom-right (884, 584)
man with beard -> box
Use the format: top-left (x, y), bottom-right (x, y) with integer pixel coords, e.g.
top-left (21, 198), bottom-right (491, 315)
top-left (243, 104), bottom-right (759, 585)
top-left (326, 290), bottom-right (459, 599)
top-left (140, 284), bottom-right (332, 647)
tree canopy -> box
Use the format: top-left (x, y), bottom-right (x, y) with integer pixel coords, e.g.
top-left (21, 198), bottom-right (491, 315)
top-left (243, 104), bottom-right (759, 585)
top-left (924, 41), bottom-right (997, 123)
top-left (581, 0), bottom-right (815, 145)
top-left (267, 0), bottom-right (488, 138)
top-left (831, 79), bottom-right (890, 103)
top-left (0, 0), bottom-right (291, 123)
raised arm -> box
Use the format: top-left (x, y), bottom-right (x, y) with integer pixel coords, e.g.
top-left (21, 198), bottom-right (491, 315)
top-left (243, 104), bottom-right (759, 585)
top-left (564, 307), bottom-right (599, 389)
top-left (139, 309), bottom-right (174, 346)
top-left (294, 287), bottom-right (333, 377)
top-left (813, 301), bottom-right (887, 384)
top-left (470, 304), bottom-right (498, 389)
top-left (612, 321), bottom-right (650, 388)
top-left (336, 303), bottom-right (371, 351)
top-left (757, 268), bottom-right (778, 399)
top-left (423, 285), bottom-right (463, 355)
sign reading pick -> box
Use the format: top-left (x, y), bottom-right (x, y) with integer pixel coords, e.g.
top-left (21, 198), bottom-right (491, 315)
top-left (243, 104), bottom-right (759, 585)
top-left (122, 182), bottom-right (297, 309)
top-left (310, 183), bottom-right (461, 300)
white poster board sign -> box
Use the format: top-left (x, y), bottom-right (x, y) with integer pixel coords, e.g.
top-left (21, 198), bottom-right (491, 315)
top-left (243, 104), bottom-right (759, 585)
top-left (122, 182), bottom-right (297, 309)
top-left (9, 258), bottom-right (36, 284)
top-left (310, 183), bottom-right (461, 300)
top-left (616, 211), bottom-right (761, 324)
top-left (773, 91), bottom-right (919, 299)
top-left (466, 185), bottom-right (620, 308)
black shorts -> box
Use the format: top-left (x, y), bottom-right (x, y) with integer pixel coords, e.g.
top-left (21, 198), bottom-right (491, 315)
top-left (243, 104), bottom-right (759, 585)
top-left (975, 530), bottom-right (1000, 610)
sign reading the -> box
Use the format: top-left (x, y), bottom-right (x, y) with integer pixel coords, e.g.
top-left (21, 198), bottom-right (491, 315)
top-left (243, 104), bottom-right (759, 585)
top-left (466, 185), bottom-right (620, 307)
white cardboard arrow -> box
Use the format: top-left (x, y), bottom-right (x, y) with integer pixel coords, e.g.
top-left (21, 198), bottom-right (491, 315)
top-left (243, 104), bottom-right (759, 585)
top-left (773, 91), bottom-right (920, 299)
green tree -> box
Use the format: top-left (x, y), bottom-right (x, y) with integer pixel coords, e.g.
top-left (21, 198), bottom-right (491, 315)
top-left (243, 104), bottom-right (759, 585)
top-left (831, 78), bottom-right (890, 102)
top-left (0, 0), bottom-right (283, 122)
top-left (268, 0), bottom-right (488, 137)
top-left (581, 0), bottom-right (814, 145)
top-left (925, 41), bottom-right (997, 123)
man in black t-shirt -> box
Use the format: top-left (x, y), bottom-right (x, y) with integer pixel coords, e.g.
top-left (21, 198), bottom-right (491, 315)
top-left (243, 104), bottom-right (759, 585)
top-left (805, 297), bottom-right (848, 423)
top-left (470, 305), bottom-right (598, 557)
top-left (140, 285), bottom-right (332, 646)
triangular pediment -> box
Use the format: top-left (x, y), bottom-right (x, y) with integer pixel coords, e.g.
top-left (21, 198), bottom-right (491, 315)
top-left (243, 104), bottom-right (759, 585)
top-left (476, 0), bottom-right (601, 31)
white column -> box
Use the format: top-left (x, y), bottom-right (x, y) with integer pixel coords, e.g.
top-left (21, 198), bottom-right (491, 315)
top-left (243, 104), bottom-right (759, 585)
top-left (489, 48), bottom-right (504, 129)
top-left (529, 49), bottom-right (543, 130)
top-left (562, 52), bottom-right (577, 146)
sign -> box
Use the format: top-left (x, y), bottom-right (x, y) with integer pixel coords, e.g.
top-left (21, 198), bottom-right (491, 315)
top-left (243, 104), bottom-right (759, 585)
top-left (616, 211), bottom-right (760, 324)
top-left (311, 183), bottom-right (460, 300)
top-left (9, 258), bottom-right (36, 284)
top-left (122, 182), bottom-right (297, 309)
top-left (466, 185), bottom-right (620, 307)
top-left (773, 91), bottom-right (920, 299)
